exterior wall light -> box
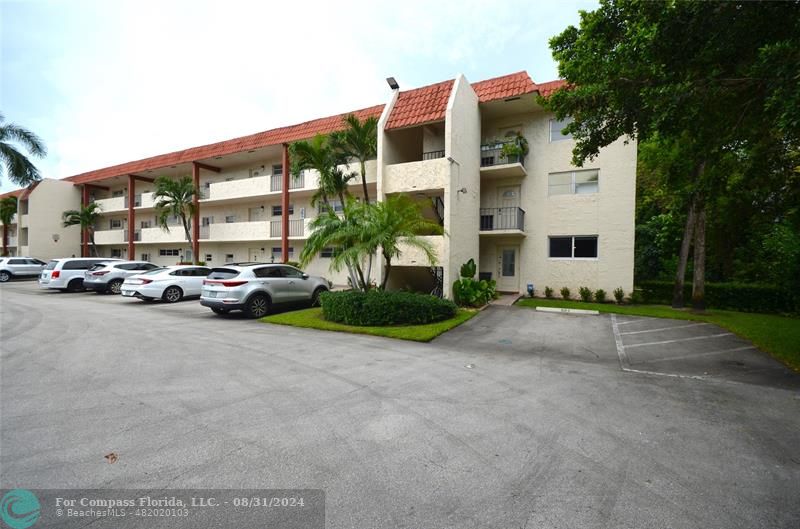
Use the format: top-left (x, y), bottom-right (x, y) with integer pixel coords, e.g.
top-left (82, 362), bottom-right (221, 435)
top-left (386, 77), bottom-right (399, 90)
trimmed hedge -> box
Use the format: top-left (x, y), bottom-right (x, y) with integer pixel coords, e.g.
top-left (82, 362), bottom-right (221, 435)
top-left (320, 290), bottom-right (457, 326)
top-left (638, 281), bottom-right (798, 314)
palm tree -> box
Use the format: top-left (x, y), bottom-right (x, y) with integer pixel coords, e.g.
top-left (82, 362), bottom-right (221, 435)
top-left (62, 202), bottom-right (103, 257)
top-left (152, 176), bottom-right (197, 262)
top-left (0, 196), bottom-right (17, 256)
top-left (290, 134), bottom-right (352, 211)
top-left (0, 113), bottom-right (47, 187)
top-left (330, 114), bottom-right (378, 204)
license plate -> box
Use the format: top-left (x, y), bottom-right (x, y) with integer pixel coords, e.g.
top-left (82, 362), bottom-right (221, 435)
top-left (121, 290), bottom-right (135, 297)
top-left (203, 290), bottom-right (221, 298)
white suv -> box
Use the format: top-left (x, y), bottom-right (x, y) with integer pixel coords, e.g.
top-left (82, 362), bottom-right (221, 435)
top-left (0, 257), bottom-right (47, 282)
top-left (200, 263), bottom-right (331, 318)
top-left (39, 258), bottom-right (122, 292)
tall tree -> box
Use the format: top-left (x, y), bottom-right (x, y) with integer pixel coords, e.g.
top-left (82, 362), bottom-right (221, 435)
top-left (542, 0), bottom-right (800, 310)
top-left (330, 114), bottom-right (378, 204)
top-left (0, 113), bottom-right (47, 187)
top-left (62, 202), bottom-right (103, 257)
top-left (152, 176), bottom-right (197, 263)
top-left (0, 196), bottom-right (18, 256)
top-left (290, 134), bottom-right (352, 210)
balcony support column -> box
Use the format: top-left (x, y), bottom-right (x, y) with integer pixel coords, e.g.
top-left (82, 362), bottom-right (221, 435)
top-left (81, 185), bottom-right (90, 257)
top-left (281, 143), bottom-right (290, 263)
top-left (192, 162), bottom-right (201, 264)
top-left (127, 174), bottom-right (136, 259)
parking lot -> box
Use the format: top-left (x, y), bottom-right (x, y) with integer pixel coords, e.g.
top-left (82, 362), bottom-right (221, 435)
top-left (2, 280), bottom-right (799, 528)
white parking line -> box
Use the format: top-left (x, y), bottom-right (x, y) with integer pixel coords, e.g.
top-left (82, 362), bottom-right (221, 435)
top-left (615, 319), bottom-right (645, 326)
top-left (644, 345), bottom-right (756, 364)
top-left (624, 333), bottom-right (733, 349)
top-left (620, 322), bottom-right (709, 335)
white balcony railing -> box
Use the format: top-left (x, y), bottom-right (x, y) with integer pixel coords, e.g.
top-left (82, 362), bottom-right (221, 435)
top-left (139, 227), bottom-right (189, 243)
top-left (394, 235), bottom-right (446, 267)
top-left (208, 221), bottom-right (270, 241)
top-left (205, 176), bottom-right (270, 201)
top-left (94, 229), bottom-right (126, 245)
top-left (383, 158), bottom-right (449, 194)
top-left (93, 196), bottom-right (127, 212)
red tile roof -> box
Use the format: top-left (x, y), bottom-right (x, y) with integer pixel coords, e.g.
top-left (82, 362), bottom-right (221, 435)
top-left (472, 71), bottom-right (537, 102)
top-left (536, 79), bottom-right (569, 98)
top-left (0, 189), bottom-right (23, 200)
top-left (65, 104), bottom-right (385, 185)
top-left (384, 79), bottom-right (455, 131)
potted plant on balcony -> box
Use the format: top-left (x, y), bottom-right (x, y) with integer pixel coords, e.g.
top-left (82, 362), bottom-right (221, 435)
top-left (499, 133), bottom-right (529, 165)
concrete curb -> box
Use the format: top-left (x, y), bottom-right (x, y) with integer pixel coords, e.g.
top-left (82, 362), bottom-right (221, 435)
top-left (535, 306), bottom-right (600, 315)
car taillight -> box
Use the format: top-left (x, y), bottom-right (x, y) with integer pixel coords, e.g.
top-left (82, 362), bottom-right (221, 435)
top-left (92, 271), bottom-right (110, 276)
top-left (51, 271), bottom-right (60, 278)
top-left (140, 279), bottom-right (152, 285)
top-left (203, 279), bottom-right (248, 287)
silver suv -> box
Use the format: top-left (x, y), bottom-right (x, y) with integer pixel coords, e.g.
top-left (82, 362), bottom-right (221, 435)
top-left (0, 257), bottom-right (47, 282)
top-left (200, 263), bottom-right (331, 318)
top-left (83, 260), bottom-right (160, 294)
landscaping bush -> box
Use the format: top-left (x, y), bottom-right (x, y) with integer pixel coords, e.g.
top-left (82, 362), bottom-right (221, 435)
top-left (579, 286), bottom-right (593, 302)
top-left (560, 286), bottom-right (571, 300)
top-left (637, 280), bottom-right (798, 314)
top-left (545, 286), bottom-right (554, 299)
top-left (629, 289), bottom-right (645, 304)
top-left (320, 290), bottom-right (457, 326)
top-left (613, 287), bottom-right (625, 304)
top-left (452, 258), bottom-right (497, 307)
top-left (285, 260), bottom-right (301, 268)
top-left (595, 289), bottom-right (607, 303)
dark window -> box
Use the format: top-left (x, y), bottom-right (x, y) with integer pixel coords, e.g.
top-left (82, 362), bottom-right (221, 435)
top-left (321, 247), bottom-right (334, 258)
top-left (549, 237), bottom-right (572, 258)
top-left (192, 267), bottom-right (211, 276)
top-left (280, 266), bottom-right (303, 278)
top-left (8, 259), bottom-right (25, 265)
top-left (45, 261), bottom-right (57, 270)
top-left (139, 263), bottom-right (159, 271)
top-left (207, 268), bottom-right (240, 280)
top-left (63, 260), bottom-right (94, 270)
top-left (254, 266), bottom-right (283, 278)
top-left (28, 259), bottom-right (46, 265)
top-left (574, 236), bottom-right (598, 258)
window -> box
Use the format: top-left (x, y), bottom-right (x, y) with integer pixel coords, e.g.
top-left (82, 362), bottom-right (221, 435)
top-left (201, 217), bottom-right (213, 226)
top-left (141, 253), bottom-right (150, 262)
top-left (321, 247), bottom-right (334, 258)
top-left (8, 259), bottom-right (25, 265)
top-left (63, 260), bottom-right (94, 270)
top-left (254, 266), bottom-right (283, 278)
top-left (272, 164), bottom-right (283, 176)
top-left (549, 236), bottom-right (598, 259)
top-left (110, 249), bottom-right (122, 258)
top-left (549, 117), bottom-right (574, 142)
top-left (225, 254), bottom-right (234, 263)
top-left (140, 220), bottom-right (152, 229)
top-left (317, 201), bottom-right (343, 214)
top-left (159, 249), bottom-right (180, 257)
top-left (271, 205), bottom-right (294, 217)
top-left (548, 169), bottom-right (599, 196)
top-left (281, 266), bottom-right (304, 278)
top-left (204, 254), bottom-right (213, 262)
top-left (208, 268), bottom-right (239, 280)
top-left (110, 219), bottom-right (123, 229)
top-left (225, 215), bottom-right (236, 223)
top-left (271, 247), bottom-right (294, 260)
top-left (112, 190), bottom-right (124, 197)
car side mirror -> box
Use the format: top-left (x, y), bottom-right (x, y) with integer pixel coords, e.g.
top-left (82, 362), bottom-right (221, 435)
top-left (302, 273), bottom-right (309, 279)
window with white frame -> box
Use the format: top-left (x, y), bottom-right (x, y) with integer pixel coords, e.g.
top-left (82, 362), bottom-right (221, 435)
top-left (271, 247), bottom-right (294, 260)
top-left (225, 254), bottom-right (234, 263)
top-left (159, 249), bottom-right (180, 257)
top-left (271, 204), bottom-right (294, 217)
top-left (204, 254), bottom-right (212, 262)
top-left (549, 236), bottom-right (598, 259)
top-left (549, 117), bottom-right (574, 142)
top-left (110, 219), bottom-right (123, 229)
top-left (320, 247), bottom-right (334, 258)
top-left (140, 220), bottom-right (152, 229)
top-left (317, 200), bottom-right (343, 214)
top-left (272, 164), bottom-right (283, 176)
top-left (141, 253), bottom-right (150, 261)
top-left (225, 215), bottom-right (236, 223)
top-left (548, 169), bottom-right (599, 196)
top-left (111, 249), bottom-right (122, 258)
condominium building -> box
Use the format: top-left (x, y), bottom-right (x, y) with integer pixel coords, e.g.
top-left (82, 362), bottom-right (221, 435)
top-left (0, 70), bottom-right (637, 297)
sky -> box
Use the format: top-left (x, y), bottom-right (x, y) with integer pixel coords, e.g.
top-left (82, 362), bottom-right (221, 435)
top-left (0, 0), bottom-right (597, 194)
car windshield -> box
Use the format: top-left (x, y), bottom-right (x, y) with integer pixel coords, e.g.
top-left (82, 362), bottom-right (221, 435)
top-left (207, 268), bottom-right (240, 280)
top-left (45, 261), bottom-right (57, 270)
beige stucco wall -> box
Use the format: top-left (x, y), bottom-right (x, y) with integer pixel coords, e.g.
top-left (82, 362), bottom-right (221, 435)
top-left (383, 158), bottom-right (449, 194)
top-left (443, 74), bottom-right (481, 297)
top-left (25, 179), bottom-right (82, 259)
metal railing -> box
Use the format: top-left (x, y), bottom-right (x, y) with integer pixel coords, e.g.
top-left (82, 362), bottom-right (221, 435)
top-left (479, 207), bottom-right (525, 231)
top-left (480, 140), bottom-right (524, 167)
top-left (270, 173), bottom-right (305, 192)
top-left (422, 150), bottom-right (445, 161)
top-left (199, 226), bottom-right (210, 239)
top-left (122, 231), bottom-right (141, 242)
top-left (270, 219), bottom-right (305, 238)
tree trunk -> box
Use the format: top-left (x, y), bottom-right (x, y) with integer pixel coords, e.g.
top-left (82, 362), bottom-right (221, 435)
top-left (672, 197), bottom-right (696, 308)
top-left (691, 205), bottom-right (707, 312)
top-left (360, 159), bottom-right (370, 204)
top-left (2, 224), bottom-right (7, 256)
top-left (182, 216), bottom-right (194, 263)
top-left (89, 232), bottom-right (98, 257)
top-left (380, 251), bottom-right (392, 290)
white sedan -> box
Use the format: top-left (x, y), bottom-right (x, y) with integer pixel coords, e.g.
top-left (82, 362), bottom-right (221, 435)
top-left (121, 265), bottom-right (211, 303)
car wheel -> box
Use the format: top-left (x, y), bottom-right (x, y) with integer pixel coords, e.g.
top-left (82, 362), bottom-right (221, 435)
top-left (0, 271), bottom-right (11, 283)
top-left (162, 286), bottom-right (183, 303)
top-left (211, 307), bottom-right (228, 315)
top-left (108, 279), bottom-right (124, 294)
top-left (67, 278), bottom-right (84, 292)
top-left (311, 287), bottom-right (327, 307)
top-left (244, 294), bottom-right (270, 318)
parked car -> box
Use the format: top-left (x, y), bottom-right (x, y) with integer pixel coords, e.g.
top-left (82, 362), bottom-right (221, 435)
top-left (39, 258), bottom-right (122, 292)
top-left (0, 257), bottom-right (47, 282)
top-left (121, 265), bottom-right (212, 302)
top-left (200, 263), bottom-right (331, 318)
top-left (83, 260), bottom-right (160, 294)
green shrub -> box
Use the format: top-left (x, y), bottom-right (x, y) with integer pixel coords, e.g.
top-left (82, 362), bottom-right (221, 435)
top-left (545, 286), bottom-right (554, 299)
top-left (595, 289), bottom-right (606, 303)
top-left (452, 258), bottom-right (496, 307)
top-left (285, 260), bottom-right (301, 268)
top-left (560, 286), bottom-right (571, 300)
top-left (637, 280), bottom-right (798, 314)
top-left (320, 290), bottom-right (456, 326)
top-left (579, 286), bottom-right (593, 302)
top-left (613, 287), bottom-right (625, 303)
top-left (629, 289), bottom-right (645, 304)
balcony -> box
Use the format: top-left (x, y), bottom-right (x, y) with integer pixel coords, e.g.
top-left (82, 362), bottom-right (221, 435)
top-left (123, 230), bottom-right (141, 242)
top-left (207, 221), bottom-right (270, 241)
top-left (394, 235), bottom-right (446, 267)
top-left (269, 219), bottom-right (306, 238)
top-left (94, 229), bottom-right (126, 245)
top-left (270, 173), bottom-right (306, 192)
top-left (384, 157), bottom-right (449, 194)
top-left (480, 141), bottom-right (527, 179)
top-left (93, 196), bottom-right (127, 212)
top-left (479, 207), bottom-right (525, 235)
top-left (135, 192), bottom-right (155, 208)
top-left (140, 226), bottom-right (189, 243)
